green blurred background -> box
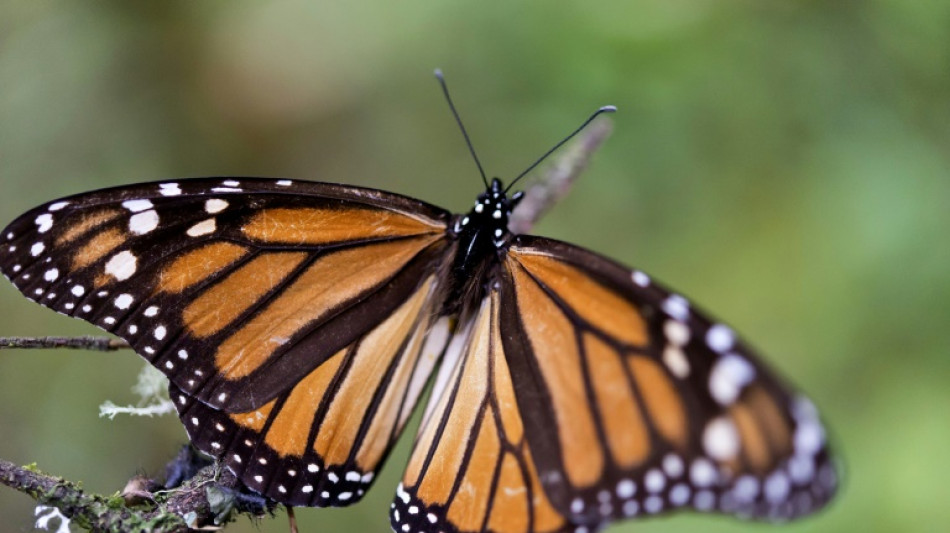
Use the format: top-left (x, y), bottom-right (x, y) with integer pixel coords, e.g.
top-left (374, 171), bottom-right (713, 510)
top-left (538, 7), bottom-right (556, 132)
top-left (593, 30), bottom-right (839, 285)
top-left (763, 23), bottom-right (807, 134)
top-left (1, 1), bottom-right (948, 532)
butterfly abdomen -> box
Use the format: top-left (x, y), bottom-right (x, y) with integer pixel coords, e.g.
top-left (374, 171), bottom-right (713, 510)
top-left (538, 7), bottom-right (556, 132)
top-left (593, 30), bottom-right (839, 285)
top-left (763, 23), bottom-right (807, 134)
top-left (444, 179), bottom-right (517, 315)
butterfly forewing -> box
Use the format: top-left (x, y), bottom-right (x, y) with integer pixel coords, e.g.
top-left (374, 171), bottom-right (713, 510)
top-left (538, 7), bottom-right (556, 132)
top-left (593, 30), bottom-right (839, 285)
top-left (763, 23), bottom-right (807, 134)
top-left (0, 178), bottom-right (450, 412)
top-left (0, 177), bottom-right (460, 507)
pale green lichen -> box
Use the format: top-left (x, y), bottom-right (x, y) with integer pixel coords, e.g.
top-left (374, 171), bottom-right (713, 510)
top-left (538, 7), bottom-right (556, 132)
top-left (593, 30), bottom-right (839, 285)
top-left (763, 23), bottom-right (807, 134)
top-left (99, 365), bottom-right (174, 420)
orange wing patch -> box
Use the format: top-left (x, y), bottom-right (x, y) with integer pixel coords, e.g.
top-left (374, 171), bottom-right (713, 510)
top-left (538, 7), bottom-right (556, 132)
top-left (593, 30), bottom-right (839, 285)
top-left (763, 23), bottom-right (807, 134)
top-left (242, 206), bottom-right (443, 245)
top-left (209, 236), bottom-right (438, 380)
top-left (230, 398), bottom-right (277, 432)
top-left (508, 260), bottom-right (604, 488)
top-left (511, 250), bottom-right (648, 347)
top-left (584, 333), bottom-right (650, 468)
top-left (57, 209), bottom-right (122, 246)
top-left (183, 251), bottom-right (308, 339)
top-left (628, 355), bottom-right (688, 450)
top-left (395, 294), bottom-right (568, 533)
top-left (314, 276), bottom-right (434, 468)
top-left (263, 349), bottom-right (345, 457)
top-left (156, 242), bottom-right (250, 294)
top-left (71, 227), bottom-right (126, 271)
top-left (724, 385), bottom-right (794, 474)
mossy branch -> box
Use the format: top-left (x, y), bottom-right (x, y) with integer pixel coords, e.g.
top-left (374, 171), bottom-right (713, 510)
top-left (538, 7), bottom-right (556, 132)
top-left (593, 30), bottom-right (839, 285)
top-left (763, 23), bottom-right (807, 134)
top-left (0, 455), bottom-right (273, 533)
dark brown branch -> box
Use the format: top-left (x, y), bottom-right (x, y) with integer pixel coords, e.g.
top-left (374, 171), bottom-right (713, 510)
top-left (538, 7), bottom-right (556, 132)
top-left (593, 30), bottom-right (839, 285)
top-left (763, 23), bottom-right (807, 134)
top-left (0, 336), bottom-right (130, 351)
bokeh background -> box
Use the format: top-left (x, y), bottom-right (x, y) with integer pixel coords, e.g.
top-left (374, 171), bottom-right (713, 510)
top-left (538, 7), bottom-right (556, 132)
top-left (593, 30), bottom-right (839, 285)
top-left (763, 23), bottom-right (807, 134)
top-left (1, 2), bottom-right (948, 532)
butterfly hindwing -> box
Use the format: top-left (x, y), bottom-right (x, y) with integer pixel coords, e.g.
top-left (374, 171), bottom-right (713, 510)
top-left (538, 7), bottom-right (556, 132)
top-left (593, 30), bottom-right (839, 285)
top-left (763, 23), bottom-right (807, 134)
top-left (499, 236), bottom-right (836, 526)
top-left (394, 294), bottom-right (574, 533)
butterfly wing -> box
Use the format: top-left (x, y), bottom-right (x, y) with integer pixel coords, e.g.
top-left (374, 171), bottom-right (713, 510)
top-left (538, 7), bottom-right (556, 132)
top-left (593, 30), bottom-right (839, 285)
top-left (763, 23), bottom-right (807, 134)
top-left (0, 177), bottom-right (454, 505)
top-left (394, 293), bottom-right (574, 533)
top-left (393, 235), bottom-right (836, 532)
top-left (170, 295), bottom-right (453, 506)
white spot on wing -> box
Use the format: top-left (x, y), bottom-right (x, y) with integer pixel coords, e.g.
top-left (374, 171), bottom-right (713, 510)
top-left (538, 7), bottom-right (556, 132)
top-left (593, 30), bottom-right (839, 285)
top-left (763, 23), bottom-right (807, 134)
top-left (703, 417), bottom-right (740, 460)
top-left (616, 479), bottom-right (635, 498)
top-left (159, 183), bottom-right (182, 196)
top-left (122, 199), bottom-right (153, 213)
top-left (48, 201), bottom-right (69, 211)
top-left (204, 199), bottom-right (228, 214)
top-left (632, 270), bottom-right (650, 287)
top-left (663, 454), bottom-right (684, 478)
top-left (129, 210), bottom-right (159, 235)
top-left (186, 218), bottom-right (216, 237)
top-left (709, 353), bottom-right (756, 405)
top-left (31, 242), bottom-right (45, 256)
top-left (44, 268), bottom-right (59, 281)
top-left (35, 214), bottom-right (54, 233)
top-left (706, 324), bottom-right (735, 353)
top-left (662, 294), bottom-right (690, 320)
top-left (114, 294), bottom-right (134, 309)
top-left (645, 469), bottom-right (666, 493)
top-left (690, 458), bottom-right (717, 487)
top-left (663, 320), bottom-right (690, 346)
top-left (71, 285), bottom-right (85, 297)
top-left (663, 346), bottom-right (690, 378)
top-left (670, 483), bottom-right (691, 506)
top-left (765, 472), bottom-right (790, 503)
top-left (276, 180), bottom-right (292, 186)
top-left (104, 251), bottom-right (137, 281)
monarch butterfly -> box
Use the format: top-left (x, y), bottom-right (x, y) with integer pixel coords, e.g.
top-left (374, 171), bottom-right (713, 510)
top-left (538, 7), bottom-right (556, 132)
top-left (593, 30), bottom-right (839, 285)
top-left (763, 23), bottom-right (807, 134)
top-left (0, 73), bottom-right (836, 533)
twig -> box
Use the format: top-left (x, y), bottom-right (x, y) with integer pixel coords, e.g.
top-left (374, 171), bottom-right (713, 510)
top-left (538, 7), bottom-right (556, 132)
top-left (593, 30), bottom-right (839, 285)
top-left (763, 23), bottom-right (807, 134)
top-left (0, 456), bottom-right (271, 533)
top-left (0, 459), bottom-right (188, 532)
top-left (0, 336), bottom-right (130, 351)
top-left (509, 115), bottom-right (613, 234)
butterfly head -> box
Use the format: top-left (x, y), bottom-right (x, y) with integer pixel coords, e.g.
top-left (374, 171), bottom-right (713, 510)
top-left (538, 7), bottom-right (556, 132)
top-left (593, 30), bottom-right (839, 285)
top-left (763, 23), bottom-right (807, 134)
top-left (457, 178), bottom-right (524, 246)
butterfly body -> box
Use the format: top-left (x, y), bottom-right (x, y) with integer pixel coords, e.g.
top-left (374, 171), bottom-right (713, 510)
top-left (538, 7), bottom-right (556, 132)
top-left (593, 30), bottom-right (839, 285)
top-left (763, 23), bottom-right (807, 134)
top-left (446, 178), bottom-right (523, 315)
top-left (1, 174), bottom-right (837, 532)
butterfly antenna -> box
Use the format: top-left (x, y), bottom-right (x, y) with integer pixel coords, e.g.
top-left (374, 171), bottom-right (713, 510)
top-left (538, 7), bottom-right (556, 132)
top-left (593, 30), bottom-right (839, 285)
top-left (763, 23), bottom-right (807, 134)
top-left (505, 105), bottom-right (617, 193)
top-left (435, 69), bottom-right (489, 189)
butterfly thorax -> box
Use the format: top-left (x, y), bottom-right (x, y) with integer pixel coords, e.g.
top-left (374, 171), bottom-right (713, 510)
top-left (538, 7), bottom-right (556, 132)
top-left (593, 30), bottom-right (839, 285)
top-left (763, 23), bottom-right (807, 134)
top-left (446, 178), bottom-right (522, 313)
